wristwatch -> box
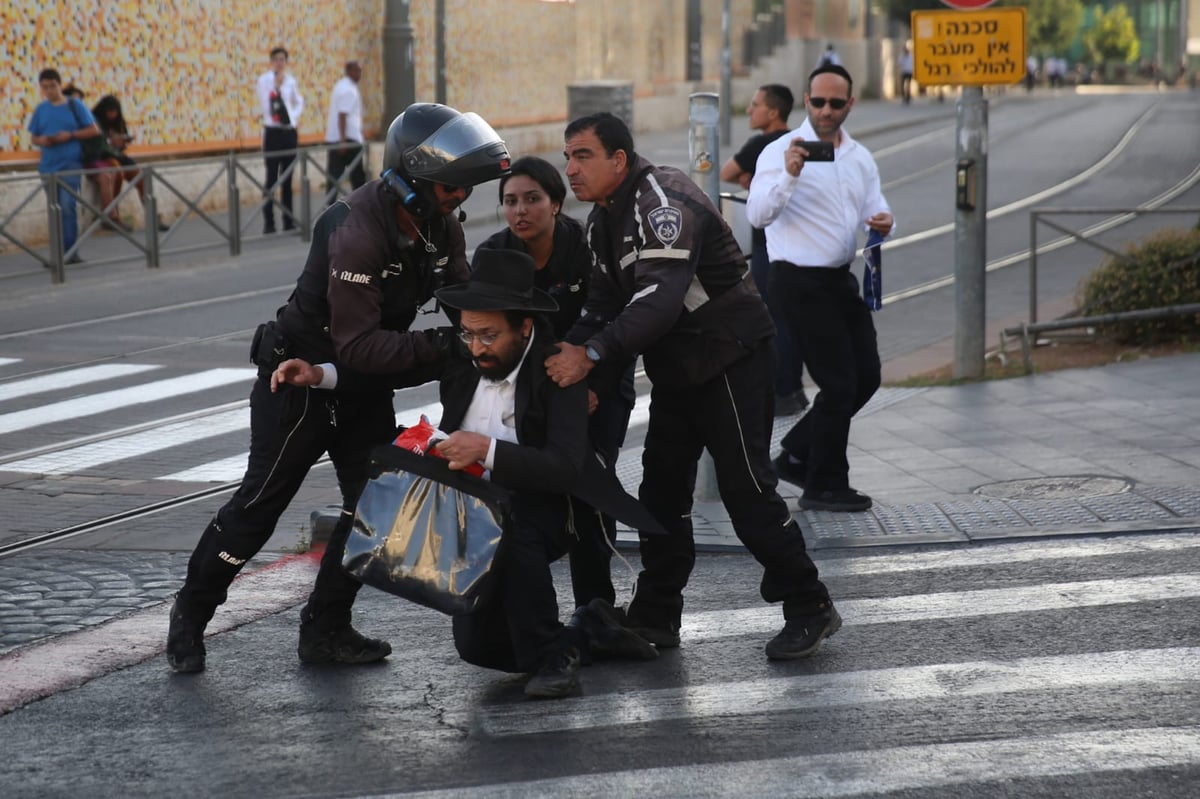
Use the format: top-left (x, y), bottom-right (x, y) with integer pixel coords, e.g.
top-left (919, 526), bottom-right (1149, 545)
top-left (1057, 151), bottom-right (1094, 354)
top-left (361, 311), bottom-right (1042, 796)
top-left (585, 345), bottom-right (601, 363)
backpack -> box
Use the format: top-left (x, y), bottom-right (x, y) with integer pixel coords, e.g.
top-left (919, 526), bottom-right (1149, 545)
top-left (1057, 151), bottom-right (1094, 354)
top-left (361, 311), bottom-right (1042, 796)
top-left (68, 98), bottom-right (117, 164)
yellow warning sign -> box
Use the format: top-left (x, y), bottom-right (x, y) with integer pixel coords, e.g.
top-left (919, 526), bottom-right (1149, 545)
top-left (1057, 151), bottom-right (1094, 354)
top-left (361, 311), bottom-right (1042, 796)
top-left (912, 8), bottom-right (1027, 86)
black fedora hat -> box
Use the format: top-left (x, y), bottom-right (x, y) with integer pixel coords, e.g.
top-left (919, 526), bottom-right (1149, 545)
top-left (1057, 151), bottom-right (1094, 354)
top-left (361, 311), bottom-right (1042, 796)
top-left (436, 249), bottom-right (559, 313)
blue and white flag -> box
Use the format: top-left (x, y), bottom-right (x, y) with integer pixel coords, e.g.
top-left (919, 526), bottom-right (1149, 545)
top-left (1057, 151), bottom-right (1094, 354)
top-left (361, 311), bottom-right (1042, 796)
top-left (863, 230), bottom-right (884, 311)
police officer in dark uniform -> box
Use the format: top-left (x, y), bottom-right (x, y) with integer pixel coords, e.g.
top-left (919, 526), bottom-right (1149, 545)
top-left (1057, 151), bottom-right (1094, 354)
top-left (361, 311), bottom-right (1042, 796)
top-left (167, 104), bottom-right (511, 673)
top-left (546, 112), bottom-right (840, 661)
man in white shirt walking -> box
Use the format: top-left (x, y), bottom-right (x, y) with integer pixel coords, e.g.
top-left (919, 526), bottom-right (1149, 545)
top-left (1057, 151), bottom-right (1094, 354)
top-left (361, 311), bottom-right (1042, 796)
top-left (255, 46), bottom-right (304, 234)
top-left (746, 64), bottom-right (894, 513)
top-left (324, 60), bottom-right (366, 202)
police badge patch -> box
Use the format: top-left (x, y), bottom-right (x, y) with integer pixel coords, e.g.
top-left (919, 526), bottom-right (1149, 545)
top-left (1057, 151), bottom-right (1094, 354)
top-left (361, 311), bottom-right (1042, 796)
top-left (647, 207), bottom-right (683, 248)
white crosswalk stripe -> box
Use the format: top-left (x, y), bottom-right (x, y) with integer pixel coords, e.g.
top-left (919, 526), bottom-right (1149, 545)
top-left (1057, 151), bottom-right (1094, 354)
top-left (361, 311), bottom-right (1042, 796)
top-left (465, 645), bottom-right (1197, 736)
top-left (0, 364), bottom-right (161, 402)
top-left (398, 727), bottom-right (1200, 799)
top-left (0, 357), bottom-right (23, 369)
top-left (0, 367), bottom-right (253, 435)
top-left (2, 407), bottom-right (249, 473)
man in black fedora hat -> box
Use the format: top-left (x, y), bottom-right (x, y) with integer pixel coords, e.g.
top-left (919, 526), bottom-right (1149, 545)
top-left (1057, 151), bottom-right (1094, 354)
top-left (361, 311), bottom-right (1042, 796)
top-left (273, 248), bottom-right (658, 698)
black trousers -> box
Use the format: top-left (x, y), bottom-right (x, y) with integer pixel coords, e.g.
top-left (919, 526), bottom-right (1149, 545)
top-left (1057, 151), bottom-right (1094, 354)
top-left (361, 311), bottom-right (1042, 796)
top-left (567, 375), bottom-right (635, 608)
top-left (325, 143), bottom-right (367, 201)
top-left (175, 377), bottom-right (395, 629)
top-left (626, 343), bottom-right (829, 630)
top-left (452, 504), bottom-right (580, 673)
top-left (768, 263), bottom-right (880, 492)
top-left (262, 126), bottom-right (298, 230)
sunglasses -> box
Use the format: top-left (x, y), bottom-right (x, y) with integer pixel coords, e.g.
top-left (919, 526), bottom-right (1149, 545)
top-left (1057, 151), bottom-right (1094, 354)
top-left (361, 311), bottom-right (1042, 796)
top-left (808, 97), bottom-right (849, 110)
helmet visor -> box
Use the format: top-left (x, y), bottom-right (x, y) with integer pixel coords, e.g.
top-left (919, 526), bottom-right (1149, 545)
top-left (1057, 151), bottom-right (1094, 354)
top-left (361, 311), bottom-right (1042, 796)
top-left (405, 112), bottom-right (506, 185)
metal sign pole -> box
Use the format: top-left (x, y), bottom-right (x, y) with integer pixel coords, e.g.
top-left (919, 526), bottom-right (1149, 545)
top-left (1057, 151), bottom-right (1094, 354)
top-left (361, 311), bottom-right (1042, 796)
top-left (688, 92), bottom-right (722, 501)
top-left (953, 87), bottom-right (988, 379)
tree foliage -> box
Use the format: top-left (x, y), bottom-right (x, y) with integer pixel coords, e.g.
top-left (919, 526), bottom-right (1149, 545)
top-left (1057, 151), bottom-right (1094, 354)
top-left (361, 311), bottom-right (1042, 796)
top-left (1023, 0), bottom-right (1084, 56)
top-left (1083, 3), bottom-right (1140, 65)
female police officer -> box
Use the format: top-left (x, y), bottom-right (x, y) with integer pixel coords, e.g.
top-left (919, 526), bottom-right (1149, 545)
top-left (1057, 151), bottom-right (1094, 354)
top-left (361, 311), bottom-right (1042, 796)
top-left (167, 104), bottom-right (511, 673)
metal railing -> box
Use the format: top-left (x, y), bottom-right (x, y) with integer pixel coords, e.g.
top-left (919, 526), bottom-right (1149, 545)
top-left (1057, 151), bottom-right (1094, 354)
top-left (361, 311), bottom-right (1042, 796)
top-left (1000, 205), bottom-right (1200, 373)
top-left (0, 144), bottom-right (366, 284)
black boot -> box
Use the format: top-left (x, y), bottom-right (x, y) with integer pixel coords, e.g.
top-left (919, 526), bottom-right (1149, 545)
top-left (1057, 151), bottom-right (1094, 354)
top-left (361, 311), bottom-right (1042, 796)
top-left (524, 647), bottom-right (581, 699)
top-left (297, 609), bottom-right (391, 665)
top-left (166, 598), bottom-right (207, 674)
top-left (569, 598), bottom-right (659, 661)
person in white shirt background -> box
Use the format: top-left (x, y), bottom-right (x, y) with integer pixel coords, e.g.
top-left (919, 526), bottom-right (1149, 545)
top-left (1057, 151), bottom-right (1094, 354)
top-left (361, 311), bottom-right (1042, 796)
top-left (324, 59), bottom-right (366, 202)
top-left (255, 46), bottom-right (304, 234)
top-left (746, 63), bottom-right (893, 514)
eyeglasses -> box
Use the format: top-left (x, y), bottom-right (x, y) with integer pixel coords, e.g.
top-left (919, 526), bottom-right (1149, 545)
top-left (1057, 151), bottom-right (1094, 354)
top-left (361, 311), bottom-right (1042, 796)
top-left (457, 329), bottom-right (499, 346)
top-left (808, 97), bottom-right (849, 110)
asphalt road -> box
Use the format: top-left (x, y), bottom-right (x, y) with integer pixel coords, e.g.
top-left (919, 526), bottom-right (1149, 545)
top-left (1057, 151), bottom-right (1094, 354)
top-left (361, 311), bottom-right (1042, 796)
top-left (2, 532), bottom-right (1198, 797)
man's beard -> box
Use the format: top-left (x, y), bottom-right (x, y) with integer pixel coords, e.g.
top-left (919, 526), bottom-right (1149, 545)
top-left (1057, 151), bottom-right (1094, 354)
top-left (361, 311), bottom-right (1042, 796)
top-left (473, 352), bottom-right (519, 380)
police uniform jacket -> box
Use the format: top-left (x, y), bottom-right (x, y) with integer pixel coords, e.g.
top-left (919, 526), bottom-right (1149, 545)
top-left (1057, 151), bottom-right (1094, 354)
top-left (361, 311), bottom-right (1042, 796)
top-left (570, 155), bottom-right (775, 388)
top-left (277, 180), bottom-right (467, 392)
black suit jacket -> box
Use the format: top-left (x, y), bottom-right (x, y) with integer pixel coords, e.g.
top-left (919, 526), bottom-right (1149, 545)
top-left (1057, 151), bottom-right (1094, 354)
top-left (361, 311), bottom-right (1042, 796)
top-left (437, 322), bottom-right (586, 543)
top-left (434, 319), bottom-right (665, 541)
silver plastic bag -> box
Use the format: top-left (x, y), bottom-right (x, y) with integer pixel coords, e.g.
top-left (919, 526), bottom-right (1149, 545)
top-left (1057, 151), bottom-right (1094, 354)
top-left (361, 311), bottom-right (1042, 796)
top-left (343, 446), bottom-right (510, 616)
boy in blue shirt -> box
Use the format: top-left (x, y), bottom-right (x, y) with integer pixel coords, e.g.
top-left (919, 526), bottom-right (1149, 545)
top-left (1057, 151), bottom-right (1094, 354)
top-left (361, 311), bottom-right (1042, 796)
top-left (27, 68), bottom-right (102, 263)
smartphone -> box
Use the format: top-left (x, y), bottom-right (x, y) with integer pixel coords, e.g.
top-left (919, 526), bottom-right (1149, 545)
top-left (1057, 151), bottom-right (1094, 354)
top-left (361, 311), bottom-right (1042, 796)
top-left (793, 139), bottom-right (834, 162)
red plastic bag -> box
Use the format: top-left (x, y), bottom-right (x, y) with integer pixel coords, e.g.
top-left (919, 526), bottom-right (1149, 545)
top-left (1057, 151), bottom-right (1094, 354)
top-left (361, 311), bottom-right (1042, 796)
top-left (393, 416), bottom-right (438, 454)
top-left (394, 415), bottom-right (486, 478)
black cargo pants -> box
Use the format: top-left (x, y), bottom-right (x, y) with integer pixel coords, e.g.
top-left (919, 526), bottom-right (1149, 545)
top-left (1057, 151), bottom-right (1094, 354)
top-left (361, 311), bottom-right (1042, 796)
top-left (175, 375), bottom-right (394, 629)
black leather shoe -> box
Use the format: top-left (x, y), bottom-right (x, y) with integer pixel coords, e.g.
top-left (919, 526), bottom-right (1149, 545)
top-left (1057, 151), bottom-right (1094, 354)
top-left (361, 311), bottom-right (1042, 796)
top-left (623, 608), bottom-right (681, 649)
top-left (298, 622), bottom-right (392, 664)
top-left (772, 452), bottom-right (807, 488)
top-left (571, 598), bottom-right (659, 661)
top-left (524, 648), bottom-right (581, 699)
top-left (765, 603), bottom-right (842, 660)
top-left (798, 488), bottom-right (872, 512)
top-left (166, 599), bottom-right (206, 674)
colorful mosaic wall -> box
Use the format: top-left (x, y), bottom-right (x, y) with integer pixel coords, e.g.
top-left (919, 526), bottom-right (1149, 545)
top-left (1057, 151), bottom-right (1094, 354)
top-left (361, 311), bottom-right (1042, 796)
top-left (3, 0), bottom-right (756, 158)
top-left (2, 0), bottom-right (385, 155)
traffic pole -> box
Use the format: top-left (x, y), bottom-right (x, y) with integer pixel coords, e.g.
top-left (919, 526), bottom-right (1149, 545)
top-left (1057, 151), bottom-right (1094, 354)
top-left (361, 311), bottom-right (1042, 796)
top-left (953, 86), bottom-right (988, 379)
top-left (688, 92), bottom-right (722, 502)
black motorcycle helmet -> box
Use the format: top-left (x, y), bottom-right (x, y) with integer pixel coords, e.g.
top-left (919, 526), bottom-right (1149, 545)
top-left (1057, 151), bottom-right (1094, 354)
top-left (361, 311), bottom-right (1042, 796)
top-left (381, 103), bottom-right (511, 219)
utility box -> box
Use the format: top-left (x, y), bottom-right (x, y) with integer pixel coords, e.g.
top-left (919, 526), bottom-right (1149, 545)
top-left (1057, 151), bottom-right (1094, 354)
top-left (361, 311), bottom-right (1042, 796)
top-left (567, 81), bottom-right (634, 128)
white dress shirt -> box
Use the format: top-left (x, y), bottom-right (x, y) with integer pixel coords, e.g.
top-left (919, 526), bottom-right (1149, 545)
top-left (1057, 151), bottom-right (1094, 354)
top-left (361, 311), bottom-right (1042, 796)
top-left (256, 70), bottom-right (304, 129)
top-left (460, 330), bottom-right (536, 472)
top-left (324, 76), bottom-right (364, 144)
top-left (745, 118), bottom-right (891, 268)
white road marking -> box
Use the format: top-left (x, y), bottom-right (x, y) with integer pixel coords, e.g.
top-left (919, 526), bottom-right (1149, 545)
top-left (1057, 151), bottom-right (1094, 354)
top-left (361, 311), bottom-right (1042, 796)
top-left (679, 573), bottom-right (1200, 642)
top-left (2, 407), bottom-right (249, 473)
top-left (0, 368), bottom-right (254, 435)
top-left (467, 647), bottom-right (1199, 737)
top-left (815, 532), bottom-right (1200, 577)
top-left (0, 363), bottom-right (161, 402)
top-left (159, 453), bottom-right (250, 482)
top-left (0, 358), bottom-right (22, 368)
top-left (392, 726), bottom-right (1200, 798)
top-left (157, 400), bottom-right (446, 482)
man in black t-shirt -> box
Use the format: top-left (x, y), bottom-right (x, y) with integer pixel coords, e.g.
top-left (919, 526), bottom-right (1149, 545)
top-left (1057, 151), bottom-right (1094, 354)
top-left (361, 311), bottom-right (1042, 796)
top-left (719, 84), bottom-right (808, 416)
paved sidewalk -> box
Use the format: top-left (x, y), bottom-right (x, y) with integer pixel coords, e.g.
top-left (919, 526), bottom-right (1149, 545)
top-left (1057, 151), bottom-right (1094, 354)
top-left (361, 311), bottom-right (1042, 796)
top-left (659, 352), bottom-right (1200, 552)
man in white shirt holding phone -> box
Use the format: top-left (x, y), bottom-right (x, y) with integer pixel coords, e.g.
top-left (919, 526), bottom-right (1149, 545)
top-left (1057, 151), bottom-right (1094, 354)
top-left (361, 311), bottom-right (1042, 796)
top-left (747, 64), bottom-right (894, 513)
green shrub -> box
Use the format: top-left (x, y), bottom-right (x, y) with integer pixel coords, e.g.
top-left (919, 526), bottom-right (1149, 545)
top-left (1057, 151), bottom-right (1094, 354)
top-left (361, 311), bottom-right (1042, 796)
top-left (1076, 228), bottom-right (1200, 344)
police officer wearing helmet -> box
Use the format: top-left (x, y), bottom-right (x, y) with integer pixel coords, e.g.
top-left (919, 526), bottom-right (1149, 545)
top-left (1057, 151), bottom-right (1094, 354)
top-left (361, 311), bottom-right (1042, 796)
top-left (167, 103), bottom-right (511, 674)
